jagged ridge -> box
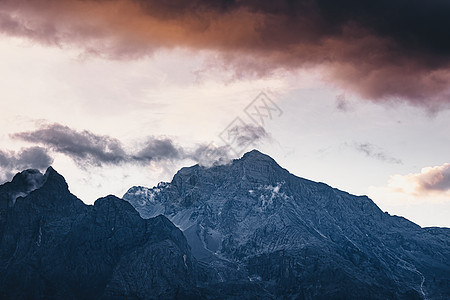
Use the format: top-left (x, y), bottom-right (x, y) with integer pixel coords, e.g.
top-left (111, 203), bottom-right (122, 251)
top-left (124, 149), bottom-right (450, 299)
top-left (0, 167), bottom-right (198, 299)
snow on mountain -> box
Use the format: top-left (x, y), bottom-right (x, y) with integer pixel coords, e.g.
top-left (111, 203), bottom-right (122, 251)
top-left (1, 151), bottom-right (448, 299)
top-left (124, 149), bottom-right (450, 299)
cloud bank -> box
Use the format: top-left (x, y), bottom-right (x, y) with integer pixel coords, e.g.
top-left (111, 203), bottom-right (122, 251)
top-left (12, 124), bottom-right (128, 166)
top-left (11, 123), bottom-right (268, 168)
top-left (0, 146), bottom-right (53, 182)
top-left (369, 163), bottom-right (450, 205)
top-left (1, 0), bottom-right (450, 109)
top-left (409, 163), bottom-right (450, 193)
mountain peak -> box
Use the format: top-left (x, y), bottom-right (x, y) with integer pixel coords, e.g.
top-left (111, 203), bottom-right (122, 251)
top-left (94, 194), bottom-right (142, 218)
top-left (240, 149), bottom-right (272, 161)
top-left (239, 150), bottom-right (281, 168)
top-left (237, 149), bottom-right (287, 183)
top-left (0, 169), bottom-right (47, 205)
top-left (122, 152), bottom-right (450, 299)
top-left (41, 166), bottom-right (69, 192)
top-left (11, 169), bottom-right (45, 190)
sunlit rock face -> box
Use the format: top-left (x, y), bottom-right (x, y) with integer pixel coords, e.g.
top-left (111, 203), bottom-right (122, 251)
top-left (125, 150), bottom-right (450, 299)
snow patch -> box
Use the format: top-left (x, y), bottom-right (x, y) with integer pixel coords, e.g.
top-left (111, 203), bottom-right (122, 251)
top-left (255, 182), bottom-right (288, 212)
top-left (183, 254), bottom-right (188, 268)
top-left (248, 274), bottom-right (262, 282)
top-left (133, 187), bottom-right (160, 205)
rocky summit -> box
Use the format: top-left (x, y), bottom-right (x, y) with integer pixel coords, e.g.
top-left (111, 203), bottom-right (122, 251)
top-left (124, 150), bottom-right (450, 299)
top-left (0, 150), bottom-right (449, 299)
top-left (0, 167), bottom-right (197, 299)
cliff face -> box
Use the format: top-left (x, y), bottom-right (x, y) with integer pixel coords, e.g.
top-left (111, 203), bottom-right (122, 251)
top-left (125, 150), bottom-right (450, 299)
top-left (0, 167), bottom-right (198, 299)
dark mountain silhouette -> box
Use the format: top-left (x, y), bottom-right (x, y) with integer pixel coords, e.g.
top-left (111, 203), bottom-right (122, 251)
top-left (0, 167), bottom-right (198, 299)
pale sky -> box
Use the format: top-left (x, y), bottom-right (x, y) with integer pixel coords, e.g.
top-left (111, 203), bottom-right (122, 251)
top-left (1, 1), bottom-right (450, 227)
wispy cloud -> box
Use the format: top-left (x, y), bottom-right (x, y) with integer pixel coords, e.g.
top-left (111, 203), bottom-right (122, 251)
top-left (353, 142), bottom-right (402, 164)
top-left (189, 144), bottom-right (232, 168)
top-left (335, 94), bottom-right (352, 112)
top-left (233, 123), bottom-right (269, 148)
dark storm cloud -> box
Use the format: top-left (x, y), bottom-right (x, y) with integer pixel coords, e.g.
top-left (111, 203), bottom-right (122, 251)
top-left (135, 138), bottom-right (181, 162)
top-left (12, 124), bottom-right (128, 166)
top-left (0, 147), bottom-right (53, 182)
top-left (11, 123), bottom-right (268, 167)
top-left (0, 146), bottom-right (53, 169)
top-left (1, 0), bottom-right (450, 109)
top-left (353, 143), bottom-right (402, 165)
top-left (12, 124), bottom-right (184, 166)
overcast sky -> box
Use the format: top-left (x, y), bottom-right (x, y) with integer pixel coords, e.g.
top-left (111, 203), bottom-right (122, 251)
top-left (1, 0), bottom-right (450, 227)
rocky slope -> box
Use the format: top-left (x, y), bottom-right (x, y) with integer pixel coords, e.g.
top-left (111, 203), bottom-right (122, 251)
top-left (1, 150), bottom-right (449, 299)
top-left (124, 150), bottom-right (450, 299)
top-left (0, 167), bottom-right (198, 299)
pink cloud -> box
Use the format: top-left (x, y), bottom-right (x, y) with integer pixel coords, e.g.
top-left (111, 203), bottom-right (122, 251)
top-left (1, 0), bottom-right (450, 109)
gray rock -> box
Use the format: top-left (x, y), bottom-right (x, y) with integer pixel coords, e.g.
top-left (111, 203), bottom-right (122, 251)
top-left (1, 150), bottom-right (449, 299)
top-left (125, 149), bottom-right (450, 299)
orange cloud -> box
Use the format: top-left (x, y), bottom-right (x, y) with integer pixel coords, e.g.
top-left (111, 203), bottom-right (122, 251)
top-left (2, 0), bottom-right (450, 109)
top-left (369, 163), bottom-right (450, 205)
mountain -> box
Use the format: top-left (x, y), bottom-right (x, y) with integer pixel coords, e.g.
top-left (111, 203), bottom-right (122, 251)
top-left (124, 150), bottom-right (450, 299)
top-left (0, 167), bottom-right (198, 299)
top-left (1, 151), bottom-right (449, 299)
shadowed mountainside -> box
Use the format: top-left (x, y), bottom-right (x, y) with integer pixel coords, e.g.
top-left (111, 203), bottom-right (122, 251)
top-left (0, 150), bottom-right (449, 299)
top-left (0, 167), bottom-right (198, 299)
